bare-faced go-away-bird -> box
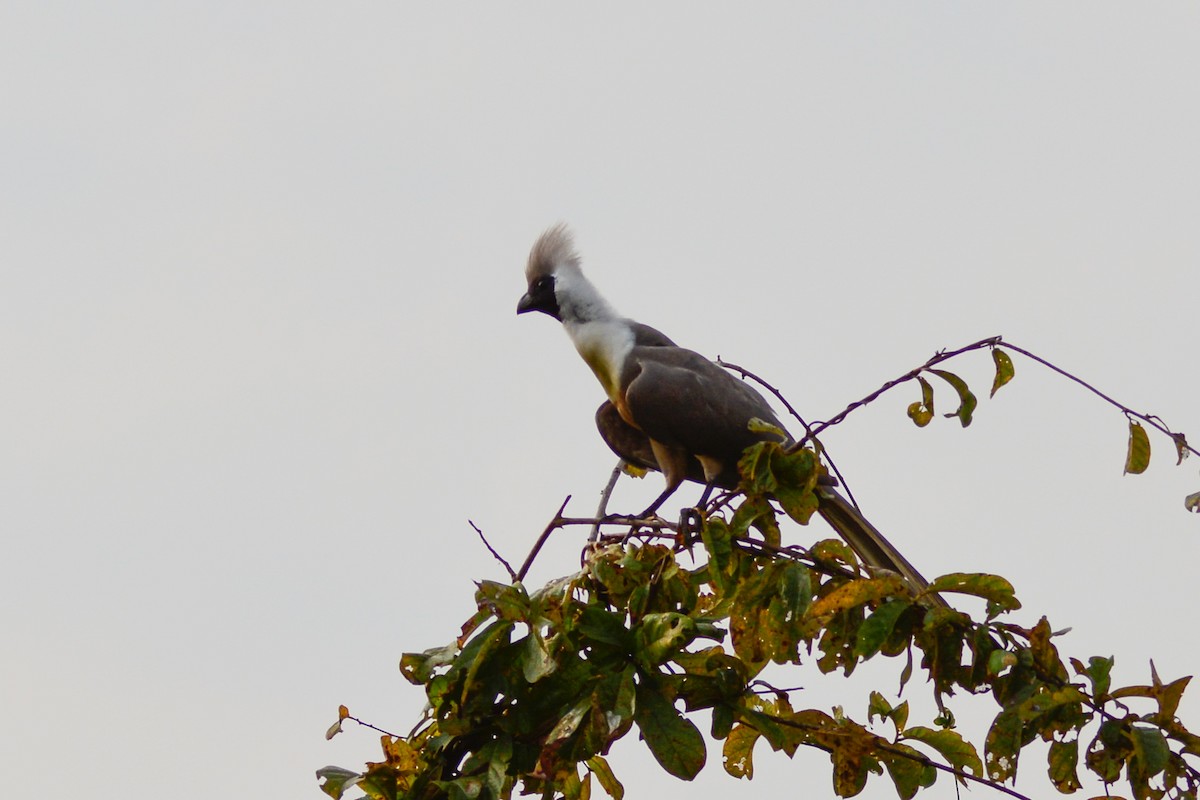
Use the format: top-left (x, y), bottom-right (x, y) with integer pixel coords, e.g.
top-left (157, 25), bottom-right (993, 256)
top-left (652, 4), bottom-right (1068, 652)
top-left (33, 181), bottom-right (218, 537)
top-left (516, 224), bottom-right (940, 600)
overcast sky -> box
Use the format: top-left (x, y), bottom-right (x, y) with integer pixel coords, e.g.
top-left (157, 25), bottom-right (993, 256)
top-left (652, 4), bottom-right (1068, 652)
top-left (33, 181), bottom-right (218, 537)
top-left (3, 5), bottom-right (1198, 800)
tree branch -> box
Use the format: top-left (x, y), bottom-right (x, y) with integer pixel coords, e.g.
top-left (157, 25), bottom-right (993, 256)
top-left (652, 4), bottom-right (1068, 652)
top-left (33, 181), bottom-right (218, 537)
top-left (468, 519), bottom-right (517, 582)
top-left (516, 496), bottom-right (572, 582)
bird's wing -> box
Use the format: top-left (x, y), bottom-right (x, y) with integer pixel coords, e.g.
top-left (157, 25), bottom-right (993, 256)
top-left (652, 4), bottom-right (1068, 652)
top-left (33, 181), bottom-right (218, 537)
top-left (594, 400), bottom-right (733, 487)
top-left (622, 345), bottom-right (790, 462)
top-left (628, 321), bottom-right (677, 348)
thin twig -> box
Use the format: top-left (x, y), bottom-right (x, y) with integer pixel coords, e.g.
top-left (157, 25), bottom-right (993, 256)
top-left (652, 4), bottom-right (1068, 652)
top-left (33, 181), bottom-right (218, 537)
top-left (758, 710), bottom-right (1035, 800)
top-left (718, 357), bottom-right (859, 510)
top-left (516, 496), bottom-right (571, 582)
top-left (800, 335), bottom-right (1004, 444)
top-left (876, 741), bottom-right (1033, 800)
top-left (345, 713), bottom-right (400, 740)
top-left (1000, 341), bottom-right (1199, 461)
top-left (590, 461), bottom-right (626, 542)
top-left (468, 520), bottom-right (517, 582)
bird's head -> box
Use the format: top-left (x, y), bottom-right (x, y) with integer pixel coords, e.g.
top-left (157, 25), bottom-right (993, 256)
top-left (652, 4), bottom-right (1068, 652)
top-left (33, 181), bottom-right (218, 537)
top-left (517, 224), bottom-right (602, 322)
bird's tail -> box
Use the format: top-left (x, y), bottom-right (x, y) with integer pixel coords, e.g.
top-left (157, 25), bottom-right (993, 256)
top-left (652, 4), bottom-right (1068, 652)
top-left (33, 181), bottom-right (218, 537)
top-left (816, 488), bottom-right (948, 608)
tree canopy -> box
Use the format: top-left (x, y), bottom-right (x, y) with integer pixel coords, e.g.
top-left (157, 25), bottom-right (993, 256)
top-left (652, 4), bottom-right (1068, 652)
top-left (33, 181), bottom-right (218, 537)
top-left (320, 338), bottom-right (1199, 800)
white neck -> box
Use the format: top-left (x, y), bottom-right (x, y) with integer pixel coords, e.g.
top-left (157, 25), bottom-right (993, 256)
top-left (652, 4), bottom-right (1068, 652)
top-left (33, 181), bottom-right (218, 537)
top-left (554, 268), bottom-right (618, 324)
top-left (554, 269), bottom-right (633, 402)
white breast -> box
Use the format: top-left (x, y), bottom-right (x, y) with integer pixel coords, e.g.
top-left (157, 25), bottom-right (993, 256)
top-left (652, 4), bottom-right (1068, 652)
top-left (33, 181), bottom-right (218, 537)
top-left (563, 319), bottom-right (635, 403)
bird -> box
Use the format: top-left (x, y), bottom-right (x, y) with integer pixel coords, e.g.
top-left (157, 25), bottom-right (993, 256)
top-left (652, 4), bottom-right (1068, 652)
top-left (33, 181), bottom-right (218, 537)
top-left (517, 224), bottom-right (940, 599)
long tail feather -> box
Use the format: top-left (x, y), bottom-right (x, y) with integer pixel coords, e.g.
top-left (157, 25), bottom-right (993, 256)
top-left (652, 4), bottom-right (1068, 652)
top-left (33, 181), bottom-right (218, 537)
top-left (817, 488), bottom-right (947, 608)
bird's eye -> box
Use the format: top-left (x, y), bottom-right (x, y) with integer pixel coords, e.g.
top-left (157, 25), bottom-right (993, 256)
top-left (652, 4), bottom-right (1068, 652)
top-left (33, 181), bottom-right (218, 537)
top-left (533, 276), bottom-right (552, 292)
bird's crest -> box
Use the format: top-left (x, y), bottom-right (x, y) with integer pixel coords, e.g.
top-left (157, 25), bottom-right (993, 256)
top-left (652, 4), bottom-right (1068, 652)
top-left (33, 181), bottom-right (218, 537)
top-left (526, 223), bottom-right (581, 281)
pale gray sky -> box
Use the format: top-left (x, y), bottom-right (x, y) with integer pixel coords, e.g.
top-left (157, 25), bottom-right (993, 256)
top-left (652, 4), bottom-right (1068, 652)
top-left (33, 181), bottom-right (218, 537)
top-left (2, 5), bottom-right (1198, 799)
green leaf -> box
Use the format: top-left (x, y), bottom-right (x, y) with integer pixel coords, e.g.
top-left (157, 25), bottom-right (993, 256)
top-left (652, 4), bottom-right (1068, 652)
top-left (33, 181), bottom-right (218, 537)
top-left (577, 606), bottom-right (634, 651)
top-left (399, 642), bottom-right (458, 686)
top-left (907, 376), bottom-right (935, 427)
top-left (475, 580), bottom-right (531, 621)
top-left (855, 600), bottom-right (911, 659)
top-left (984, 708), bottom-right (1022, 782)
top-left (747, 416), bottom-right (787, 439)
top-left (722, 723), bottom-right (760, 778)
top-left (586, 756), bottom-right (625, 800)
top-left (1047, 739), bottom-right (1081, 792)
top-left (867, 691), bottom-right (893, 724)
top-left (634, 681), bottom-right (706, 780)
top-left (903, 726), bottom-right (983, 778)
top-left (929, 369), bottom-right (978, 428)
top-left (316, 767), bottom-right (362, 799)
top-left (984, 654), bottom-right (1017, 689)
top-left (880, 742), bottom-right (935, 800)
top-left (459, 620), bottom-right (514, 705)
top-left (770, 448), bottom-right (821, 524)
top-left (990, 349), bottom-right (1015, 397)
top-left (522, 628), bottom-right (558, 683)
top-left (1076, 655), bottom-right (1114, 700)
top-left (926, 573), bottom-right (1020, 614)
top-left (635, 613), bottom-right (696, 667)
top-left (1124, 420), bottom-right (1151, 475)
top-left (711, 703), bottom-right (735, 739)
top-left (1130, 725), bottom-right (1170, 777)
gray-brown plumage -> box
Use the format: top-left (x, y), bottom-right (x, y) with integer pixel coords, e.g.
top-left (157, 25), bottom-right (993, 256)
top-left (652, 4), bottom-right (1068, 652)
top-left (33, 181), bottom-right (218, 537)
top-left (518, 225), bottom-right (942, 601)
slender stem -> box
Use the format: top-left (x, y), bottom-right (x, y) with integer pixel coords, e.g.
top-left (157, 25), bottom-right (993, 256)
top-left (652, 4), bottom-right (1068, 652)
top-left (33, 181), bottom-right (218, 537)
top-left (590, 461), bottom-right (625, 542)
top-left (801, 336), bottom-right (1003, 443)
top-left (1001, 341), bottom-right (1198, 460)
top-left (717, 357), bottom-right (860, 509)
top-left (468, 519), bottom-right (516, 581)
top-left (516, 496), bottom-right (571, 582)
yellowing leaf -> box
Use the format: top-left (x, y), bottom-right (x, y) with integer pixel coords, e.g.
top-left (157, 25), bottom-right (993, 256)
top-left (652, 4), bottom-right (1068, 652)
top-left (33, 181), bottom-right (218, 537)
top-left (929, 369), bottom-right (977, 428)
top-left (907, 377), bottom-right (934, 427)
top-left (586, 756), bottom-right (625, 800)
top-left (1124, 420), bottom-right (1151, 475)
top-left (903, 726), bottom-right (983, 778)
top-left (806, 576), bottom-right (906, 624)
top-left (1047, 739), bottom-right (1081, 793)
top-left (621, 461), bottom-right (649, 478)
top-left (722, 723), bottom-right (760, 778)
top-left (990, 349), bottom-right (1015, 397)
top-left (1172, 433), bottom-right (1189, 465)
top-left (926, 573), bottom-right (1020, 613)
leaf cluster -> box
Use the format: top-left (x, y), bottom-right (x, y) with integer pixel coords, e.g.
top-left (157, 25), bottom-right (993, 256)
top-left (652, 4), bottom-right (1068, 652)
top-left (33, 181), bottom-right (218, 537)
top-left (320, 446), bottom-right (1199, 800)
top-left (320, 339), bottom-right (1200, 799)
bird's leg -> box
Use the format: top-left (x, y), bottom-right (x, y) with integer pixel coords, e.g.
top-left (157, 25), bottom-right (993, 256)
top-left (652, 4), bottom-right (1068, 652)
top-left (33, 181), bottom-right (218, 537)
top-left (636, 485), bottom-right (676, 521)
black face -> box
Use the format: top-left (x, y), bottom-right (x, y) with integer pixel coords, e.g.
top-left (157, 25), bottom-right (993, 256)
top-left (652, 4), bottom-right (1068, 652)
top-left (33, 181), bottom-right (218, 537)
top-left (516, 274), bottom-right (561, 320)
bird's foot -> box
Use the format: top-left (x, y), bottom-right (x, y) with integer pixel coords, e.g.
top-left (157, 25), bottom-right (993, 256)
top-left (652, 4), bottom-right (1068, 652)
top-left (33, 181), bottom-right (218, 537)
top-left (677, 507), bottom-right (706, 545)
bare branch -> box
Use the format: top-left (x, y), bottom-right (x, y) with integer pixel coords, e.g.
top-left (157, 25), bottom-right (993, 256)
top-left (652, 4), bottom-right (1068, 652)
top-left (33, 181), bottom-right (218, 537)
top-left (590, 461), bottom-right (626, 542)
top-left (516, 496), bottom-right (572, 582)
top-left (1000, 341), bottom-right (1199, 461)
top-left (800, 335), bottom-right (1003, 443)
top-left (718, 356), bottom-right (861, 509)
top-left (468, 519), bottom-right (517, 582)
